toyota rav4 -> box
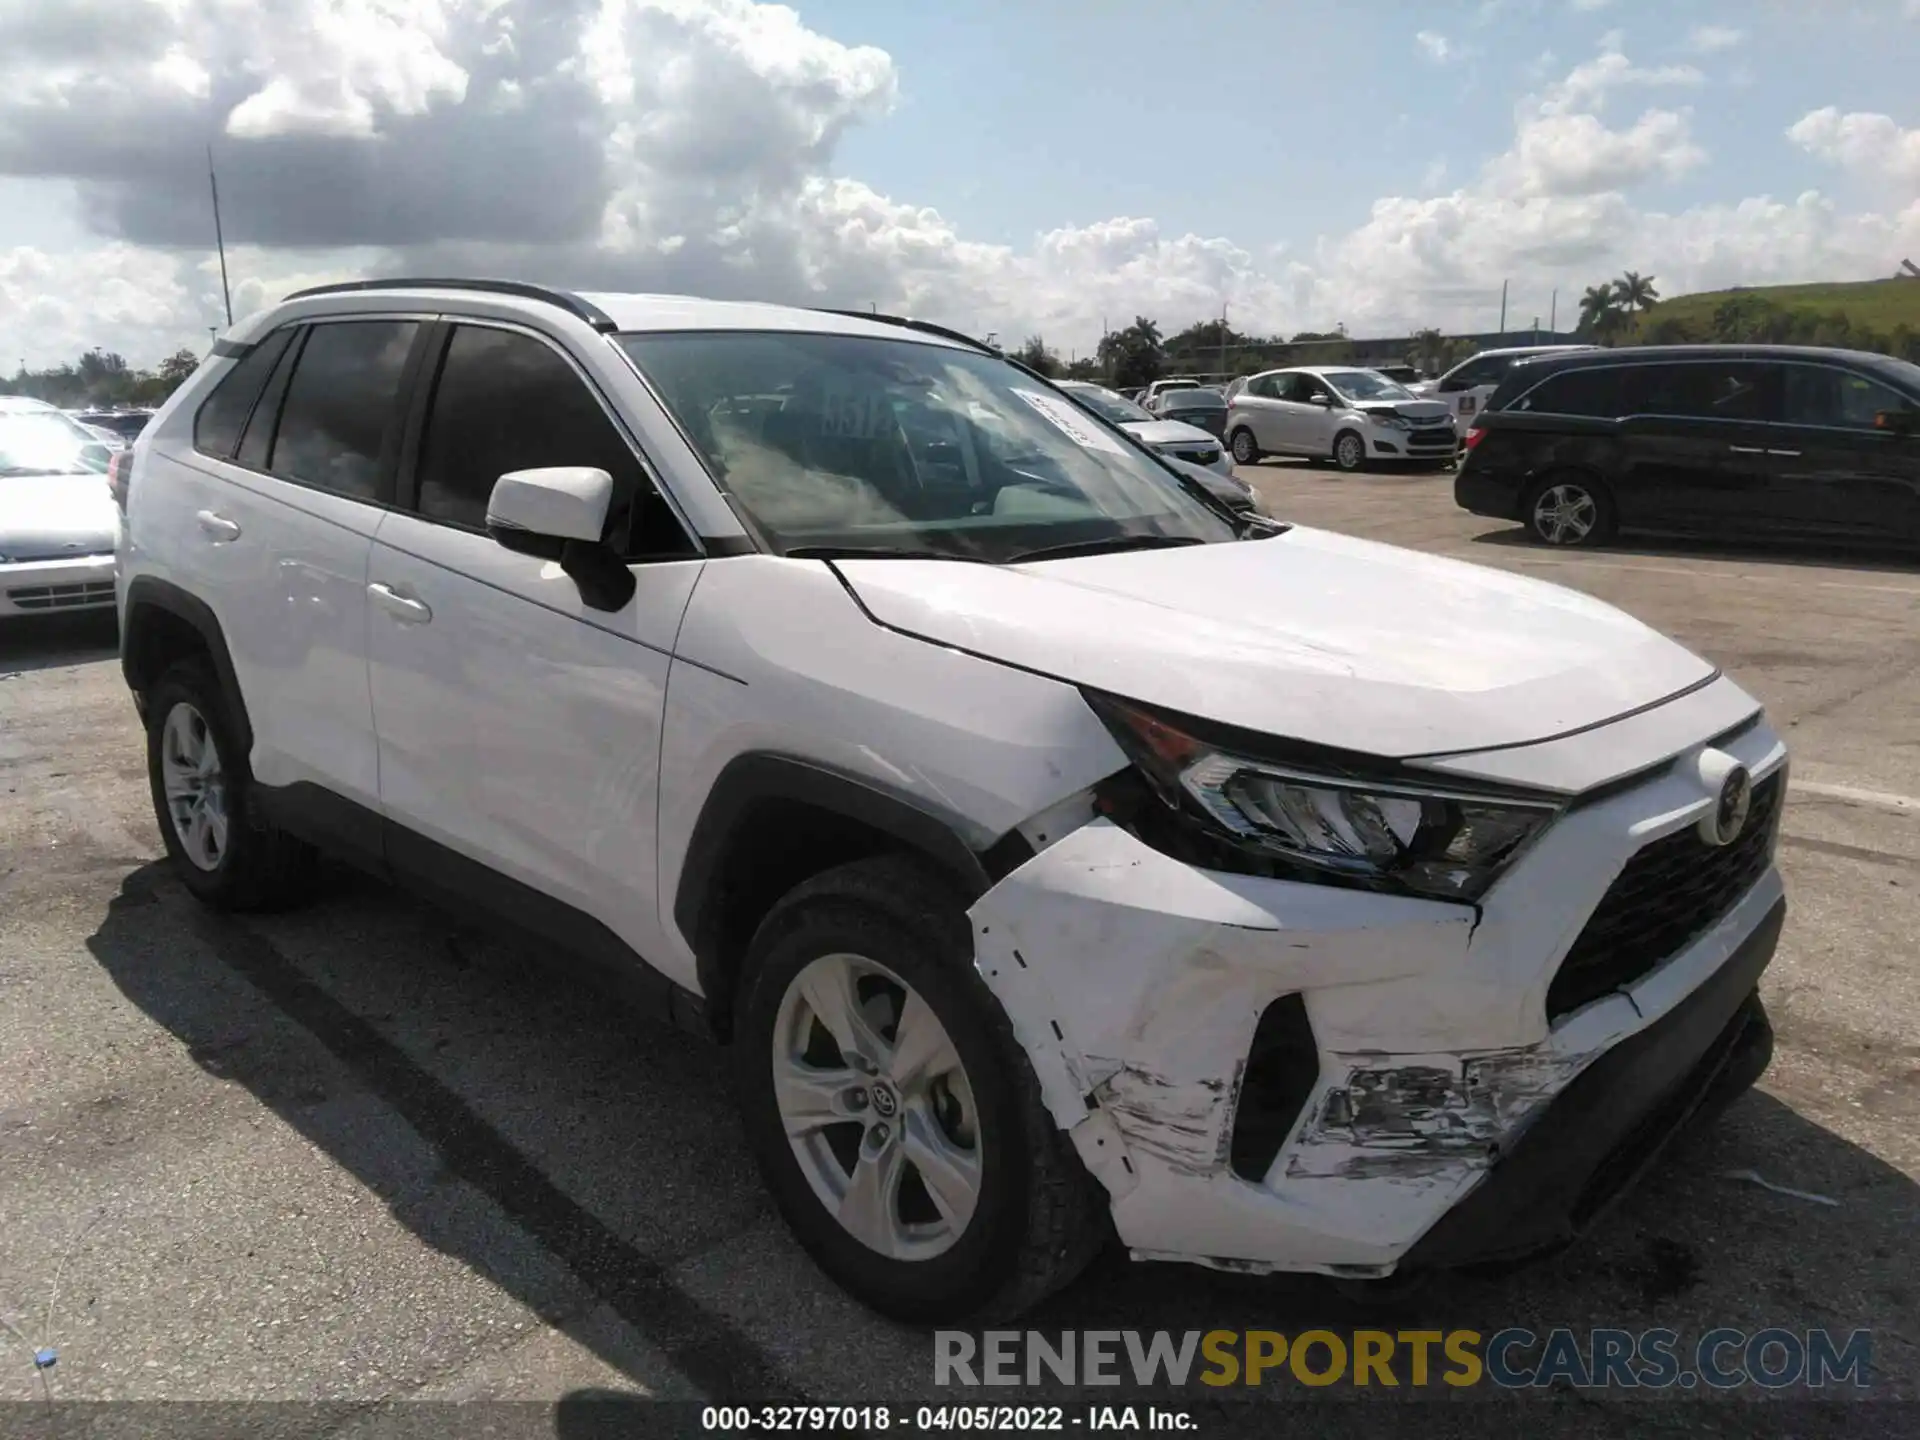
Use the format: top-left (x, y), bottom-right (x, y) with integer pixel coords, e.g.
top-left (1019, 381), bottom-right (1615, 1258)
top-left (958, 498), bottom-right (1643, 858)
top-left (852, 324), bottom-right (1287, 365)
top-left (115, 280), bottom-right (1788, 1324)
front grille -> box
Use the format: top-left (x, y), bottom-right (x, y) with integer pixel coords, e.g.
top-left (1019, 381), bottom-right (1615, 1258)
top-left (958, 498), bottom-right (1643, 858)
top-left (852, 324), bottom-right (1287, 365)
top-left (7, 581), bottom-right (116, 610)
top-left (1172, 446), bottom-right (1221, 467)
top-left (1228, 993), bottom-right (1320, 1181)
top-left (1546, 771), bottom-right (1783, 1021)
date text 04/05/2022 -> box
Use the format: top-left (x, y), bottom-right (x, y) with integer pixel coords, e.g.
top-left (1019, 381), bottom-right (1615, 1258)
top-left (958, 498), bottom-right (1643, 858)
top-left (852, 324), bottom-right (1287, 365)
top-left (700, 1406), bottom-right (1195, 1431)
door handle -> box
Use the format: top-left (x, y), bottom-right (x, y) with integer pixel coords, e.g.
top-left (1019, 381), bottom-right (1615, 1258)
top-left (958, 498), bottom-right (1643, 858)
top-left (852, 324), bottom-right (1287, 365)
top-left (195, 509), bottom-right (242, 541)
top-left (1727, 445), bottom-right (1766, 455)
top-left (1766, 449), bottom-right (1801, 457)
top-left (368, 582), bottom-right (432, 624)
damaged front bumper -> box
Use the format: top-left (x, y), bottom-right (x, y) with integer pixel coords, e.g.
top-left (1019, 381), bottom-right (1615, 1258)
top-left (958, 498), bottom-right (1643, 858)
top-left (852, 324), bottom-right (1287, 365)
top-left (968, 716), bottom-right (1787, 1277)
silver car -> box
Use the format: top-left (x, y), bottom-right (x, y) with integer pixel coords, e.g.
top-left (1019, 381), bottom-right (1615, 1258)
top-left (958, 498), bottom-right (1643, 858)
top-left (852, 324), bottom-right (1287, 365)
top-left (1054, 380), bottom-right (1252, 512)
top-left (0, 397), bottom-right (121, 617)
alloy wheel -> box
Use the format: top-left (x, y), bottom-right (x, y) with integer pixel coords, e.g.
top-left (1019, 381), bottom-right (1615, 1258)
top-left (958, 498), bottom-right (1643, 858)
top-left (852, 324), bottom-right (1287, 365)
top-left (772, 952), bottom-right (982, 1261)
top-left (1334, 433), bottom-right (1364, 471)
top-left (160, 701), bottom-right (229, 871)
top-left (1231, 429), bottom-right (1258, 465)
top-left (1532, 482), bottom-right (1598, 545)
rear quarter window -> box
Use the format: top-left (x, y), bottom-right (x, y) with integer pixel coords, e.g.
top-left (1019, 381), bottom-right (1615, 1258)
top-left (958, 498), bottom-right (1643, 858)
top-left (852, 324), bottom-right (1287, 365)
top-left (192, 328), bottom-right (296, 460)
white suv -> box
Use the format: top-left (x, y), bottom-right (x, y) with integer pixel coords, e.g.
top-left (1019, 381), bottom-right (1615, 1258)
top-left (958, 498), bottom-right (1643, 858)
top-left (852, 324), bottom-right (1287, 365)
top-left (116, 280), bottom-right (1788, 1323)
top-left (1410, 345), bottom-right (1601, 430)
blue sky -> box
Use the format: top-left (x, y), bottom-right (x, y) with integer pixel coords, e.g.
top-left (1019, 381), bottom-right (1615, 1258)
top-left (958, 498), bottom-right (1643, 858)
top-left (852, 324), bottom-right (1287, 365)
top-left (2, 0), bottom-right (1918, 365)
top-left (800, 0), bottom-right (1915, 256)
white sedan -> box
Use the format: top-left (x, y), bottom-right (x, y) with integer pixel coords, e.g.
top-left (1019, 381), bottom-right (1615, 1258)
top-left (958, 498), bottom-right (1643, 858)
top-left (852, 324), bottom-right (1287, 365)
top-left (1054, 381), bottom-right (1234, 476)
top-left (1226, 366), bottom-right (1458, 472)
top-left (0, 397), bottom-right (121, 617)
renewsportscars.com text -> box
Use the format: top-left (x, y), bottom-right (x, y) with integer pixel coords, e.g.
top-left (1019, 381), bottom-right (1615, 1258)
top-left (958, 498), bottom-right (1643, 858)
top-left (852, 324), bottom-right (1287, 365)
top-left (934, 1328), bottom-right (1873, 1390)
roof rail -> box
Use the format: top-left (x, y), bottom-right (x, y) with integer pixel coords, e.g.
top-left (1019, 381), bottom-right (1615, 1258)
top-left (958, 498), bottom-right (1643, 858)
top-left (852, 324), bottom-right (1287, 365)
top-left (280, 277), bottom-right (619, 333)
top-left (812, 308), bottom-right (1000, 356)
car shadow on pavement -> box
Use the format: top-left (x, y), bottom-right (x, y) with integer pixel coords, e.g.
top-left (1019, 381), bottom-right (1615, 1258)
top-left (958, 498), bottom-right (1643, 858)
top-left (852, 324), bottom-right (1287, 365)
top-left (86, 861), bottom-right (1919, 1411)
top-left (1467, 524), bottom-right (1920, 580)
top-left (0, 610), bottom-right (119, 673)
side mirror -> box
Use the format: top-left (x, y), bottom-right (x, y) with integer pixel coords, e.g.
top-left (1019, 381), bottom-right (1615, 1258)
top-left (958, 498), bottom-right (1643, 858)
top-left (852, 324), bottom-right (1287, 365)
top-left (485, 466), bottom-right (635, 613)
top-left (1307, 394), bottom-right (1333, 408)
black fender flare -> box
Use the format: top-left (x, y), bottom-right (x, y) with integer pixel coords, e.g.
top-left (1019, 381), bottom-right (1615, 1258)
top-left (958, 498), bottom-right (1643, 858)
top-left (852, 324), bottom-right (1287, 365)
top-left (672, 753), bottom-right (1003, 1005)
top-left (121, 576), bottom-right (251, 752)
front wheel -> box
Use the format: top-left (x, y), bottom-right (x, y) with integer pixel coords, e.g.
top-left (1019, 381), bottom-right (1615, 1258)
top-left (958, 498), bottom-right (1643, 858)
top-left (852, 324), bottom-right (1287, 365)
top-left (1229, 427), bottom-right (1261, 465)
top-left (1331, 430), bottom-right (1367, 473)
top-left (1524, 474), bottom-right (1617, 547)
top-left (734, 857), bottom-right (1107, 1324)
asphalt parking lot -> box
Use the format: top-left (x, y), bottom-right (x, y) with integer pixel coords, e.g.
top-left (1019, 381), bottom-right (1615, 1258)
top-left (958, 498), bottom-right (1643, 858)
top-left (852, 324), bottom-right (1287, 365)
top-left (2, 460), bottom-right (1916, 1432)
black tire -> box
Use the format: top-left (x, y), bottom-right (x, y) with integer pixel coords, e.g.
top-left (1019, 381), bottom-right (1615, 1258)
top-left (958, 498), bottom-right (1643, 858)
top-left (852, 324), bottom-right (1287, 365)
top-left (1522, 472), bottom-right (1617, 548)
top-left (1229, 427), bottom-right (1261, 465)
top-left (1331, 429), bottom-right (1367, 473)
top-left (734, 855), bottom-right (1108, 1324)
top-left (145, 658), bottom-right (315, 910)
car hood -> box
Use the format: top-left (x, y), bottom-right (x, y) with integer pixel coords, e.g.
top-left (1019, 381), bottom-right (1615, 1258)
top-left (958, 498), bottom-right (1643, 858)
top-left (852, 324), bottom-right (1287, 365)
top-left (1120, 419), bottom-right (1221, 448)
top-left (1355, 399), bottom-right (1452, 423)
top-left (835, 527), bottom-right (1716, 757)
top-left (0, 473), bottom-right (119, 557)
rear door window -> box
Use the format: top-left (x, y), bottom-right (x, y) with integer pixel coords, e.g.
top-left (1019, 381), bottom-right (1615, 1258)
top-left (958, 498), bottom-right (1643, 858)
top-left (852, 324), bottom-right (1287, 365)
top-left (1622, 362), bottom-right (1769, 423)
top-left (192, 328), bottom-right (296, 460)
top-left (268, 321), bottom-right (420, 501)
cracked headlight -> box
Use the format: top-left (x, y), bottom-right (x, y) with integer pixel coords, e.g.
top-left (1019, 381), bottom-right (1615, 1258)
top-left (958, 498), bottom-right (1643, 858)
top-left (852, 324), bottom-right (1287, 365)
top-left (1087, 695), bottom-right (1560, 901)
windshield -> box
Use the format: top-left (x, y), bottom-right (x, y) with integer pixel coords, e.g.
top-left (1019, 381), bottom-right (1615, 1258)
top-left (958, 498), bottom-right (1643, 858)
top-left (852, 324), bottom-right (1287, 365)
top-left (1160, 388), bottom-right (1225, 410)
top-left (1880, 357), bottom-right (1920, 399)
top-left (1323, 370), bottom-right (1415, 402)
top-left (620, 330), bottom-right (1237, 561)
top-left (1059, 385), bottom-right (1152, 425)
top-left (0, 410), bottom-right (110, 477)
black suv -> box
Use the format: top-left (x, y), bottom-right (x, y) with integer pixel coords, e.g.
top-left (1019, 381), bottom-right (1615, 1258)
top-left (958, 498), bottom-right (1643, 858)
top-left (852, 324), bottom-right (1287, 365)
top-left (1454, 345), bottom-right (1920, 550)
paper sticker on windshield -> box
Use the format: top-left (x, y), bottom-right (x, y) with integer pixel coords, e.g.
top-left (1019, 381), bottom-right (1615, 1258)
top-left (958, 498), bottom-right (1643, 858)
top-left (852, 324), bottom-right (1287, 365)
top-left (1012, 388), bottom-right (1129, 455)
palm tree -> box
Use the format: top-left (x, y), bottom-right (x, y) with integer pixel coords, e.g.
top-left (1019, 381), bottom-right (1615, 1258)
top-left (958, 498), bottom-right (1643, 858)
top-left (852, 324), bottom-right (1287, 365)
top-left (1412, 327), bottom-right (1446, 375)
top-left (1615, 272), bottom-right (1660, 315)
top-left (1577, 283), bottom-right (1621, 343)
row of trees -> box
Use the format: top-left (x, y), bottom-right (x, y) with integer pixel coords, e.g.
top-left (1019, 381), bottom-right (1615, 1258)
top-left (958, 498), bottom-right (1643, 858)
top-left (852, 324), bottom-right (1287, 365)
top-left (2, 347), bottom-right (203, 410)
top-left (1573, 271), bottom-right (1920, 361)
top-left (1015, 316), bottom-right (1486, 391)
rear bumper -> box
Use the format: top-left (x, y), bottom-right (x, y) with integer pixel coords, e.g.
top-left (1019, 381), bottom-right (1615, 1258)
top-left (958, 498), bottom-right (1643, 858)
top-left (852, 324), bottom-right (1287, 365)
top-left (1454, 468), bottom-right (1521, 519)
top-left (1399, 899), bottom-right (1781, 1271)
top-left (1, 554), bottom-right (118, 616)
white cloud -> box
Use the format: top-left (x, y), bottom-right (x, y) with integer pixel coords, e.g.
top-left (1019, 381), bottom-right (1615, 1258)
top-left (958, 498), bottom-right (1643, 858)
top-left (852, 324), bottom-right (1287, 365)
top-left (1686, 25), bottom-right (1745, 53)
top-left (2, 17), bottom-right (1919, 368)
top-left (1415, 31), bottom-right (1458, 63)
top-left (1788, 107), bottom-right (1920, 190)
top-left (1541, 51), bottom-right (1703, 115)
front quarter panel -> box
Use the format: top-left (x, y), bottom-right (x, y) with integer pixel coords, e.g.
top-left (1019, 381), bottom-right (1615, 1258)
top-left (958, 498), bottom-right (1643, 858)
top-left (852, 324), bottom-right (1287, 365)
top-left (655, 556), bottom-right (1128, 979)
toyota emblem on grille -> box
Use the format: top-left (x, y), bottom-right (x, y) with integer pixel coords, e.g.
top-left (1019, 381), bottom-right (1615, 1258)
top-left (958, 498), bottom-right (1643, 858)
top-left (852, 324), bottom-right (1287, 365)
top-left (1702, 764), bottom-right (1753, 848)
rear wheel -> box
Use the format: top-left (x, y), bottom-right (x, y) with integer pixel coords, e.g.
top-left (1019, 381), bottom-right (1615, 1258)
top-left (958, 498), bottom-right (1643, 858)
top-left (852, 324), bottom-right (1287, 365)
top-left (145, 659), bottom-right (315, 909)
top-left (1229, 427), bottom-right (1261, 465)
top-left (1332, 430), bottom-right (1367, 473)
top-left (1523, 473), bottom-right (1617, 547)
top-left (735, 857), bottom-right (1107, 1323)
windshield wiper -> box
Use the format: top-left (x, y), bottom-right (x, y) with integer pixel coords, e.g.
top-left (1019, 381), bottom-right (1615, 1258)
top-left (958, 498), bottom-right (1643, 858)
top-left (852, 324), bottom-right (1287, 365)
top-left (783, 544), bottom-right (991, 563)
top-left (1004, 534), bottom-right (1209, 564)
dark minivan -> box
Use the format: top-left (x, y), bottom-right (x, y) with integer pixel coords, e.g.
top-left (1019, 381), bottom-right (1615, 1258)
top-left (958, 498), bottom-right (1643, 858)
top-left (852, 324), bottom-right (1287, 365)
top-left (1454, 345), bottom-right (1920, 550)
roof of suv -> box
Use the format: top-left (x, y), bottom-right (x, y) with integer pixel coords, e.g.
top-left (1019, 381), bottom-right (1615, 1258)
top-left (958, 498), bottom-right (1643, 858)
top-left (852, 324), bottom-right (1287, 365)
top-left (226, 278), bottom-right (987, 354)
top-left (1500, 342), bottom-right (1910, 369)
